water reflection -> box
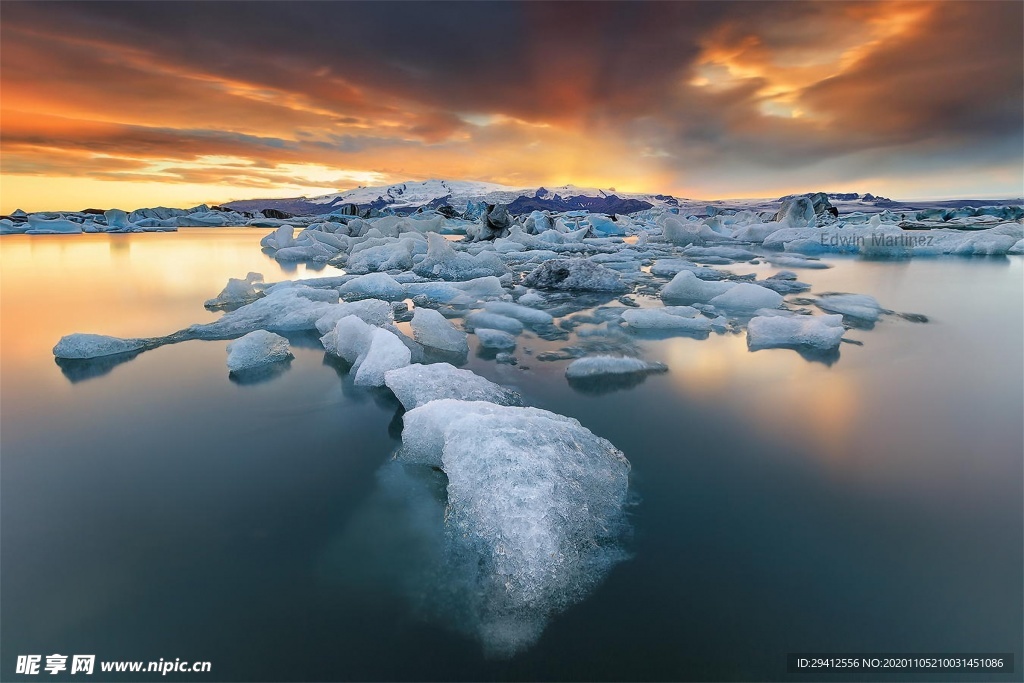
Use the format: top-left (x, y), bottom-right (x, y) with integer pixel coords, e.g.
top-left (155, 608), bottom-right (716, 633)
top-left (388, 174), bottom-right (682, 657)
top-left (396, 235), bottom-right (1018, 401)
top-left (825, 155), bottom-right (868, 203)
top-left (323, 457), bottom-right (632, 658)
top-left (229, 358), bottom-right (293, 385)
top-left (54, 350), bottom-right (144, 383)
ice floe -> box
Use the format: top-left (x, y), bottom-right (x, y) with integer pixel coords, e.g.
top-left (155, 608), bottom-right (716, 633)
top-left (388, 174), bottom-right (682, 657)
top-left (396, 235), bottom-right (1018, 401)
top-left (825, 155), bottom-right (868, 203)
top-left (226, 330), bottom-right (292, 372)
top-left (747, 314), bottom-right (845, 351)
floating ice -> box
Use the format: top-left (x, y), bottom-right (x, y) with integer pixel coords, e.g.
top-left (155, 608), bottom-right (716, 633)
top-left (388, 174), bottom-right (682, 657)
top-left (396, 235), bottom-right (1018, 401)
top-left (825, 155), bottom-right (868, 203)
top-left (338, 272), bottom-right (406, 301)
top-left (523, 258), bottom-right (627, 292)
top-left (747, 314), bottom-right (845, 350)
top-left (396, 399), bottom-right (631, 655)
top-left (410, 308), bottom-right (469, 354)
top-left (26, 215), bottom-right (82, 234)
top-left (649, 259), bottom-right (728, 280)
top-left (384, 363), bottom-right (522, 410)
top-left (353, 328), bottom-right (412, 387)
top-left (405, 276), bottom-right (507, 306)
top-left (475, 328), bottom-right (517, 350)
top-left (621, 307), bottom-right (715, 331)
top-left (464, 311), bottom-right (524, 335)
top-left (260, 225), bottom-right (295, 250)
top-left (414, 233), bottom-right (509, 280)
top-left (483, 301), bottom-right (554, 325)
top-left (225, 330), bottom-right (292, 372)
top-left (565, 355), bottom-right (667, 378)
top-left (321, 314), bottom-right (373, 362)
top-left (661, 216), bottom-right (723, 245)
top-left (314, 299), bottom-right (393, 334)
top-left (660, 270), bottom-right (735, 303)
top-left (53, 333), bottom-right (150, 359)
top-left (707, 283), bottom-right (784, 311)
top-left (817, 294), bottom-right (883, 321)
top-left (205, 272), bottom-right (264, 309)
top-left (190, 286), bottom-right (338, 338)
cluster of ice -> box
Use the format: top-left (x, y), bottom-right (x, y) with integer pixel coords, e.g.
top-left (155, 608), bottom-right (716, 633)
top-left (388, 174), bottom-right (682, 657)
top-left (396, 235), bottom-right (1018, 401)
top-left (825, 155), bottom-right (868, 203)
top-left (396, 399), bottom-right (631, 655)
top-left (225, 330), bottom-right (292, 372)
top-left (747, 314), bottom-right (845, 351)
top-left (565, 356), bottom-right (667, 379)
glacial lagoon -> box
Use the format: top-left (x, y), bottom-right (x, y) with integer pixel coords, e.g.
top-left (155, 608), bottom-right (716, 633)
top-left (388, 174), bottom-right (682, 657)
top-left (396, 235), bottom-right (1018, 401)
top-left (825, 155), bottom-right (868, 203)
top-left (2, 227), bottom-right (1022, 681)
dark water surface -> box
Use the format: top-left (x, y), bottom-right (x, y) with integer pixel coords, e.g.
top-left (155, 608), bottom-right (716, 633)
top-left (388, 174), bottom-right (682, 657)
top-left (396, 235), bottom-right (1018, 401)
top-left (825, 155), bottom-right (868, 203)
top-left (2, 229), bottom-right (1021, 681)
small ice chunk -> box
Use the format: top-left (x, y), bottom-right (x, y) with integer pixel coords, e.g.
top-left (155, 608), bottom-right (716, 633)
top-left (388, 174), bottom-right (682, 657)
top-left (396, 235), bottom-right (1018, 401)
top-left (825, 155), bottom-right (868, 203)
top-left (565, 356), bottom-right (667, 379)
top-left (465, 311), bottom-right (524, 335)
top-left (817, 294), bottom-right (883, 321)
top-left (475, 328), bottom-right (517, 350)
top-left (384, 363), bottom-right (522, 410)
top-left (621, 308), bottom-right (714, 331)
top-left (53, 333), bottom-right (148, 359)
top-left (205, 272), bottom-right (264, 309)
top-left (338, 273), bottom-right (406, 301)
top-left (320, 314), bottom-right (373, 362)
top-left (411, 308), bottom-right (469, 354)
top-left (353, 328), bottom-right (412, 387)
top-left (660, 270), bottom-right (735, 303)
top-left (517, 290), bottom-right (545, 306)
top-left (226, 330), bottom-right (292, 372)
top-left (483, 301), bottom-right (554, 325)
top-left (747, 314), bottom-right (845, 350)
top-left (523, 258), bottom-right (627, 292)
top-left (707, 283), bottom-right (784, 311)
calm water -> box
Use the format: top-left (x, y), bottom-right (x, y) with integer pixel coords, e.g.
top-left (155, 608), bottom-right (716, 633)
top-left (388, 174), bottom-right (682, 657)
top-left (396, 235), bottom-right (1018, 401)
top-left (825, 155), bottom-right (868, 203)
top-left (2, 228), bottom-right (1021, 681)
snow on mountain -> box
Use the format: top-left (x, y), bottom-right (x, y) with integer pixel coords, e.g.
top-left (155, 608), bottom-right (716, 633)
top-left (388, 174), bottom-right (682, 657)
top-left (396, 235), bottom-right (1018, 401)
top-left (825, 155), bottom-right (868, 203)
top-left (223, 179), bottom-right (686, 216)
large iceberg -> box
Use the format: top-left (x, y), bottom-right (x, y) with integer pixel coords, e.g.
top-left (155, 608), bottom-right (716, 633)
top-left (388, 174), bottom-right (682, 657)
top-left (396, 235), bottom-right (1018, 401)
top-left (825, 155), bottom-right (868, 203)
top-left (396, 399), bottom-right (631, 656)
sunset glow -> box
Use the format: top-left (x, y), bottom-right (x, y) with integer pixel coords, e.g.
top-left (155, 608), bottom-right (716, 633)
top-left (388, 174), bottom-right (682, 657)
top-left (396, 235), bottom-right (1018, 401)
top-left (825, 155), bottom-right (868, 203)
top-left (1, 1), bottom-right (1021, 213)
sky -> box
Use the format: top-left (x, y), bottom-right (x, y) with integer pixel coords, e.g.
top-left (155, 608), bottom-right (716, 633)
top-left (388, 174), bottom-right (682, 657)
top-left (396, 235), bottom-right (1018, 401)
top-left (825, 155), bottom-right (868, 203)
top-left (1, 0), bottom-right (1022, 213)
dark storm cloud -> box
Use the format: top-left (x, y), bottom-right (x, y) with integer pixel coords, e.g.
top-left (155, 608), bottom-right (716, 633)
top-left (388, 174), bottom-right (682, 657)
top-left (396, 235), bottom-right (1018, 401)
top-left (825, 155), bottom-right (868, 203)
top-left (1, 0), bottom-right (1021, 199)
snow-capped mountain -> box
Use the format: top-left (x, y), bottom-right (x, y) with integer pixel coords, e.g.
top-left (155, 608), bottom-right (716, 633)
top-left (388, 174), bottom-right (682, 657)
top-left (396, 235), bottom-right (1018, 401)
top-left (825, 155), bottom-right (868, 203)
top-left (223, 179), bottom-right (686, 216)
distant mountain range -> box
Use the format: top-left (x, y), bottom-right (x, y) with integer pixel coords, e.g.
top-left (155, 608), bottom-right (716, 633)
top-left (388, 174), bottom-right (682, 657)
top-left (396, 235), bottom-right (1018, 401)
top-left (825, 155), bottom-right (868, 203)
top-left (222, 179), bottom-right (684, 216)
top-left (220, 179), bottom-right (1019, 217)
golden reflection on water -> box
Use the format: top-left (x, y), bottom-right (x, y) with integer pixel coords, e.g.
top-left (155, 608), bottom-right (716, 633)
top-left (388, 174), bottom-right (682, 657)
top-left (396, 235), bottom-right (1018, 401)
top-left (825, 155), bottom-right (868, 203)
top-left (660, 332), bottom-right (861, 460)
top-left (0, 229), bottom-right (339, 378)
